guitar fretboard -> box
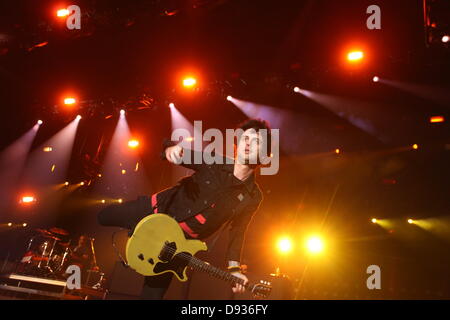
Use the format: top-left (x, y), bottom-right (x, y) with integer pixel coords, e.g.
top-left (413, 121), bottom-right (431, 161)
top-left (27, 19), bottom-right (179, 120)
top-left (187, 255), bottom-right (252, 290)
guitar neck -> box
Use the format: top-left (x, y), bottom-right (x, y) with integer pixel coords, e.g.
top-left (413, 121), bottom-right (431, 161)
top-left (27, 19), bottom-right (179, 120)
top-left (187, 256), bottom-right (254, 291)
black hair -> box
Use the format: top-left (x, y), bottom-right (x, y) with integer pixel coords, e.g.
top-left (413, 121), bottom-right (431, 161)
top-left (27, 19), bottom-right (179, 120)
top-left (236, 118), bottom-right (272, 153)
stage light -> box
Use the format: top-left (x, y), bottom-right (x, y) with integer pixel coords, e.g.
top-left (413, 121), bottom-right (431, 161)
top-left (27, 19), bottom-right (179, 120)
top-left (7, 223), bottom-right (12, 227)
top-left (118, 198), bottom-right (123, 203)
top-left (121, 169), bottom-right (126, 175)
top-left (226, 95), bottom-right (233, 101)
top-left (430, 116), bottom-right (445, 123)
top-left (347, 51), bottom-right (364, 62)
top-left (37, 120), bottom-right (43, 125)
top-left (23, 223), bottom-right (27, 227)
top-left (64, 181), bottom-right (69, 186)
top-left (128, 139), bottom-right (139, 148)
top-left (97, 174), bottom-right (102, 178)
top-left (185, 137), bottom-right (194, 142)
top-left (79, 182), bottom-right (85, 186)
top-left (373, 76), bottom-right (379, 82)
top-left (64, 97), bottom-right (76, 105)
top-left (335, 148), bottom-right (340, 154)
top-left (21, 196), bottom-right (36, 204)
top-left (277, 237), bottom-right (293, 254)
top-left (306, 236), bottom-right (324, 254)
top-left (101, 200), bottom-right (106, 204)
top-left (120, 109), bottom-right (125, 116)
top-left (135, 162), bottom-right (139, 172)
top-left (293, 87), bottom-right (301, 93)
top-left (57, 9), bottom-right (70, 17)
top-left (442, 35), bottom-right (450, 43)
top-left (76, 115), bottom-right (82, 121)
top-left (182, 77), bottom-right (197, 88)
top-left (169, 103), bottom-right (175, 109)
top-left (371, 218), bottom-right (377, 223)
top-left (412, 144), bottom-right (419, 150)
top-left (408, 219), bottom-right (414, 224)
top-left (43, 147), bottom-right (53, 152)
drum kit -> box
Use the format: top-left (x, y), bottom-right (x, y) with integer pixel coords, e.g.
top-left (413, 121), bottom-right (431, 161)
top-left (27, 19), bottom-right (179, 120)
top-left (16, 227), bottom-right (105, 288)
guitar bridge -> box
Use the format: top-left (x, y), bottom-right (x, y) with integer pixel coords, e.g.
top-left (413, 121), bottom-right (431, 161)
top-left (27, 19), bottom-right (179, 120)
top-left (158, 241), bottom-right (177, 262)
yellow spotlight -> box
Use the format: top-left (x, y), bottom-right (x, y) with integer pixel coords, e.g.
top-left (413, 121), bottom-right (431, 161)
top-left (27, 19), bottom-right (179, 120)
top-left (185, 137), bottom-right (194, 142)
top-left (371, 218), bottom-right (377, 223)
top-left (408, 219), bottom-right (414, 224)
top-left (64, 97), bottom-right (76, 105)
top-left (7, 223), bottom-right (12, 227)
top-left (51, 164), bottom-right (56, 172)
top-left (80, 182), bottom-right (85, 186)
top-left (128, 139), bottom-right (139, 148)
top-left (412, 144), bottom-right (419, 150)
top-left (306, 236), bottom-right (324, 254)
top-left (57, 9), bottom-right (70, 17)
top-left (121, 169), bottom-right (126, 175)
top-left (118, 198), bottom-right (123, 203)
top-left (335, 148), bottom-right (340, 154)
top-left (101, 200), bottom-right (106, 204)
top-left (64, 181), bottom-right (69, 186)
top-left (277, 237), bottom-right (293, 254)
top-left (347, 51), bottom-right (364, 62)
top-left (43, 147), bottom-right (53, 152)
top-left (97, 174), bottom-right (102, 178)
top-left (182, 77), bottom-right (197, 88)
top-left (430, 116), bottom-right (444, 123)
top-left (23, 223), bottom-right (27, 227)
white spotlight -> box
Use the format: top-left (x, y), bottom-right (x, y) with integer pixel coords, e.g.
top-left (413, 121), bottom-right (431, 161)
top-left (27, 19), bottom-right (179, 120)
top-left (226, 95), bottom-right (233, 101)
top-left (373, 76), bottom-right (379, 82)
top-left (76, 115), bottom-right (82, 121)
top-left (293, 87), bottom-right (301, 93)
top-left (37, 120), bottom-right (43, 125)
top-left (442, 35), bottom-right (449, 43)
top-left (120, 109), bottom-right (125, 116)
top-left (169, 103), bottom-right (175, 109)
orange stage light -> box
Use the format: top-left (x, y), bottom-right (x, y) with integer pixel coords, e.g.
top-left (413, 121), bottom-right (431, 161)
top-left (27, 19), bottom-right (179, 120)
top-left (347, 51), bottom-right (364, 62)
top-left (57, 9), bottom-right (70, 17)
top-left (430, 116), bottom-right (445, 123)
top-left (128, 139), bottom-right (139, 148)
top-left (182, 77), bottom-right (197, 88)
top-left (64, 97), bottom-right (76, 105)
top-left (21, 196), bottom-right (36, 204)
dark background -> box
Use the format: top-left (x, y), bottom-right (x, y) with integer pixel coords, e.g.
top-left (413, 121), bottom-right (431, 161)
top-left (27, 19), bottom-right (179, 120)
top-left (0, 0), bottom-right (449, 299)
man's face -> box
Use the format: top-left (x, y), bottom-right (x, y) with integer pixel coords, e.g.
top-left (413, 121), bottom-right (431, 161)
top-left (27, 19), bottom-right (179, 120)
top-left (236, 128), bottom-right (265, 165)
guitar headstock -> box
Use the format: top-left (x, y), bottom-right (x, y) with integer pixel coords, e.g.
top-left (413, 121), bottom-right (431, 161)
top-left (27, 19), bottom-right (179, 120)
top-left (251, 280), bottom-right (272, 299)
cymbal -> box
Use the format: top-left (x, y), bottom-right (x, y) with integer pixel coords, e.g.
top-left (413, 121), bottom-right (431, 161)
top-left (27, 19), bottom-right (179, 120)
top-left (35, 228), bottom-right (52, 236)
top-left (49, 227), bottom-right (69, 236)
top-left (44, 235), bottom-right (61, 241)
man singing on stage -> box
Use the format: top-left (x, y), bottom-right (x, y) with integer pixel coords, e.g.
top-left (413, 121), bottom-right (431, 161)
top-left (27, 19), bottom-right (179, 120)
top-left (98, 119), bottom-right (271, 299)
